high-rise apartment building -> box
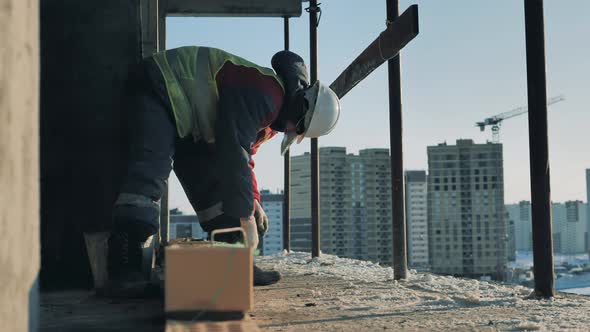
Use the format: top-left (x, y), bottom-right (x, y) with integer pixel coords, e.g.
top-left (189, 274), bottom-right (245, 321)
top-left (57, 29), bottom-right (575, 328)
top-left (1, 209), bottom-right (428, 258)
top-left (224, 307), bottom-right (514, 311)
top-left (552, 201), bottom-right (588, 254)
top-left (290, 147), bottom-right (393, 265)
top-left (506, 201), bottom-right (532, 251)
top-left (405, 170), bottom-right (429, 269)
top-left (507, 200), bottom-right (589, 254)
top-left (259, 190), bottom-right (284, 255)
top-left (427, 139), bottom-right (507, 280)
top-left (290, 153), bottom-right (313, 252)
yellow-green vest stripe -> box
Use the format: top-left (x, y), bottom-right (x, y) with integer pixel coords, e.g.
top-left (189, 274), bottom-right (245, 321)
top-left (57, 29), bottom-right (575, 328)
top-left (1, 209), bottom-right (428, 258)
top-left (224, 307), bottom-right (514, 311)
top-left (152, 46), bottom-right (284, 141)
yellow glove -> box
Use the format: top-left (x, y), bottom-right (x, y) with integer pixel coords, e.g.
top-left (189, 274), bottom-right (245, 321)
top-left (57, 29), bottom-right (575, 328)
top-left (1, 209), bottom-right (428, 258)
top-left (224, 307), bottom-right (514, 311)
top-left (254, 200), bottom-right (269, 235)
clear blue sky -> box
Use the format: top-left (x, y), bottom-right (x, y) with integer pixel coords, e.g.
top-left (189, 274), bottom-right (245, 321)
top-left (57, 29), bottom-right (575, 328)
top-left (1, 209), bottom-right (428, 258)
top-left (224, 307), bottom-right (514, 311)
top-left (165, 0), bottom-right (590, 213)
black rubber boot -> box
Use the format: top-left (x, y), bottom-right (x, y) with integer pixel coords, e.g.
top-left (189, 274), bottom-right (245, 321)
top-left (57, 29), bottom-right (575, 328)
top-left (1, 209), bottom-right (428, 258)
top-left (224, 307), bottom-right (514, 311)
top-left (112, 203), bottom-right (159, 240)
top-left (103, 231), bottom-right (150, 298)
top-left (254, 264), bottom-right (281, 286)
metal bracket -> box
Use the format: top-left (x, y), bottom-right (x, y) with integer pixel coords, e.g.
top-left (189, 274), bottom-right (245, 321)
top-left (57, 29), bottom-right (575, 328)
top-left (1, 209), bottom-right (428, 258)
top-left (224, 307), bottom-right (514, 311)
top-left (305, 3), bottom-right (322, 27)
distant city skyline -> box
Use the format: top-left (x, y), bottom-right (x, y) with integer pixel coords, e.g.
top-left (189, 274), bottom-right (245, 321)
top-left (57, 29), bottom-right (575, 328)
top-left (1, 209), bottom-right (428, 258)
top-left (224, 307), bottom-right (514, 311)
top-left (507, 200), bottom-right (589, 255)
top-left (165, 0), bottom-right (590, 213)
top-left (169, 143), bottom-right (589, 213)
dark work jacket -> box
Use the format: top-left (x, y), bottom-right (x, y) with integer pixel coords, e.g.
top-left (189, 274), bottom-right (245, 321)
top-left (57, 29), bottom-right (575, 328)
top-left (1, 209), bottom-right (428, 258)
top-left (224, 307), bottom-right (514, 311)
top-left (148, 47), bottom-right (292, 219)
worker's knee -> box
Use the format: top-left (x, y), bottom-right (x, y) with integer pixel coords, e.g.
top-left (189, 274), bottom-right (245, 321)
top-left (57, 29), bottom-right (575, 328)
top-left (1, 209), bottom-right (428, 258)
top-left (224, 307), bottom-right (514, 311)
top-left (112, 193), bottom-right (159, 241)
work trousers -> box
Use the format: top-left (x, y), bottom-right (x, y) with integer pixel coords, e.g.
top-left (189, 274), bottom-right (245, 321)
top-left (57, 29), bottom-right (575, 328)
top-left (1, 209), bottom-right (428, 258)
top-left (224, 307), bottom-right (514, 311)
top-left (114, 59), bottom-right (239, 241)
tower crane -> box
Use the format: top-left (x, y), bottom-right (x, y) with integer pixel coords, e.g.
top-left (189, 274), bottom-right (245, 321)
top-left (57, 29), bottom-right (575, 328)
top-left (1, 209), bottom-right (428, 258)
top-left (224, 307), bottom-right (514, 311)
top-left (476, 95), bottom-right (565, 143)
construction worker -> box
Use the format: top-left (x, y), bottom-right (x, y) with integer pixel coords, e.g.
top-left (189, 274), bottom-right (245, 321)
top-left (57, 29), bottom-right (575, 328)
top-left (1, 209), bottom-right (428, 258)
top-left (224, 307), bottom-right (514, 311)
top-left (107, 46), bottom-right (340, 296)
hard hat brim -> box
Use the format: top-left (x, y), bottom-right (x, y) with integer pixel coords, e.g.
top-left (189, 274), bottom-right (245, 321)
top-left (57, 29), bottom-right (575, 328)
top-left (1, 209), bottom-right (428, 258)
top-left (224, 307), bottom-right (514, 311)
top-left (300, 81), bottom-right (321, 139)
top-left (301, 81), bottom-right (340, 139)
top-left (280, 131), bottom-right (305, 156)
top-left (280, 80), bottom-right (340, 155)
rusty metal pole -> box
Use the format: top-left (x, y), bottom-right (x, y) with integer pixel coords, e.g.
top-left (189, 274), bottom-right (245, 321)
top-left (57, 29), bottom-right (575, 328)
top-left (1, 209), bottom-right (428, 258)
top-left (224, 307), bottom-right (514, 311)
top-left (283, 17), bottom-right (291, 252)
top-left (309, 0), bottom-right (320, 258)
top-left (524, 0), bottom-right (555, 298)
top-left (386, 0), bottom-right (408, 279)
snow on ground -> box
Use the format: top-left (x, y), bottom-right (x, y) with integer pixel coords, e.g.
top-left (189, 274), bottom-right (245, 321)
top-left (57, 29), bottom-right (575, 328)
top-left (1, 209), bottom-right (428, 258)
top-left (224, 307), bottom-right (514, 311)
top-left (562, 287), bottom-right (590, 296)
top-left (258, 250), bottom-right (395, 283)
top-left (256, 251), bottom-right (590, 331)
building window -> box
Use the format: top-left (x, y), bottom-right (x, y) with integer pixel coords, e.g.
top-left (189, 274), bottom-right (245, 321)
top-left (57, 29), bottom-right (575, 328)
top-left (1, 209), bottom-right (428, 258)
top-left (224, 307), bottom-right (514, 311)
top-left (176, 224), bottom-right (192, 238)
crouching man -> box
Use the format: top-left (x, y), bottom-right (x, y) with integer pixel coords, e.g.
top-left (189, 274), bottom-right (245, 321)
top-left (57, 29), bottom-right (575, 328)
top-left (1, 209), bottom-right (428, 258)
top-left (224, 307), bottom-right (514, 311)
top-left (107, 46), bottom-right (340, 296)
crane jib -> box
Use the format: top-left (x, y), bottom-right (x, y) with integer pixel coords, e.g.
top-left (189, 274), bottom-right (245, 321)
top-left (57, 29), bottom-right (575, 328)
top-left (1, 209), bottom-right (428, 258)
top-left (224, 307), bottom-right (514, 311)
top-left (475, 94), bottom-right (565, 143)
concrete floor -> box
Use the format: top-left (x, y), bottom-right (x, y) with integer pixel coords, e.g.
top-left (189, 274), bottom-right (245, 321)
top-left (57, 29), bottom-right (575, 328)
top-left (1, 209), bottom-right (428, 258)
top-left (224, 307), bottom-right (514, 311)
top-left (40, 290), bottom-right (164, 332)
top-left (250, 260), bottom-right (590, 331)
top-left (40, 264), bottom-right (590, 331)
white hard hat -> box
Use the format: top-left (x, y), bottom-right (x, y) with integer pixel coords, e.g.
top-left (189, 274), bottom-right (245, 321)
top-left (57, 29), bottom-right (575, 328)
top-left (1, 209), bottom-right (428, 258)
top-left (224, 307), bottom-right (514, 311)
top-left (280, 81), bottom-right (341, 155)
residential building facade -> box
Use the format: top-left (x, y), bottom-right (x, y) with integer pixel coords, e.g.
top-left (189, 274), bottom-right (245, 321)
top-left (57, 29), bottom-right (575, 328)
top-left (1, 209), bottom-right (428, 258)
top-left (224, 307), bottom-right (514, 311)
top-left (427, 139), bottom-right (508, 280)
top-left (405, 170), bottom-right (429, 269)
top-left (506, 200), bottom-right (589, 254)
top-left (552, 201), bottom-right (588, 254)
top-left (169, 214), bottom-right (207, 240)
top-left (290, 147), bottom-right (393, 265)
top-left (506, 201), bottom-right (533, 252)
top-left (260, 190), bottom-right (284, 255)
top-left (506, 211), bottom-right (516, 261)
top-left (289, 151), bottom-right (313, 252)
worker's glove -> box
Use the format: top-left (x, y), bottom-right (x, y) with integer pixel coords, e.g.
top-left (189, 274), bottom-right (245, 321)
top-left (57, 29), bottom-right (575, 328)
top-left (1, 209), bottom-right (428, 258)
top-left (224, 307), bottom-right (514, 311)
top-left (254, 200), bottom-right (269, 236)
top-left (240, 216), bottom-right (259, 250)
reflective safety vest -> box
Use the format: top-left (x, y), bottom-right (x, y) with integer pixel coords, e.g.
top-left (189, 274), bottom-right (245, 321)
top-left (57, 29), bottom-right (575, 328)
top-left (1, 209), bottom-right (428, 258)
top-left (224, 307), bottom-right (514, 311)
top-left (151, 46), bottom-right (284, 141)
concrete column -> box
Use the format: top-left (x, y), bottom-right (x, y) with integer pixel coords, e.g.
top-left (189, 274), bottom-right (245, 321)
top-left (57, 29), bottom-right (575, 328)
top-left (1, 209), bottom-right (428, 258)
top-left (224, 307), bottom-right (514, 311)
top-left (0, 0), bottom-right (40, 330)
top-left (40, 0), bottom-right (142, 288)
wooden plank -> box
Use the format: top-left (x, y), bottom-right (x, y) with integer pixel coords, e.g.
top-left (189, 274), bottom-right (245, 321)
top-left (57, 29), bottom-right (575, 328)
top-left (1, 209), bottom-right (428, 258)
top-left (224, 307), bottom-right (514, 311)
top-left (166, 0), bottom-right (302, 17)
top-left (166, 320), bottom-right (261, 332)
top-left (329, 5), bottom-right (419, 99)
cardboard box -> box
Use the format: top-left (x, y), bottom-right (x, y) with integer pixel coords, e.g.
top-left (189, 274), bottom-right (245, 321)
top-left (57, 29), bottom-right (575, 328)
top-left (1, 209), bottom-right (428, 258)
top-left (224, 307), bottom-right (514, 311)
top-left (165, 238), bottom-right (253, 313)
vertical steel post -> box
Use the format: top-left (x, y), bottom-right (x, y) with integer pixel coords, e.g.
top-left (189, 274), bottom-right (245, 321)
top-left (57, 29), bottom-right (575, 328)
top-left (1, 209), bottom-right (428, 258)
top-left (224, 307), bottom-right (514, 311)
top-left (309, 0), bottom-right (320, 258)
top-left (386, 0), bottom-right (408, 279)
top-left (158, 0), bottom-right (169, 245)
top-left (524, 0), bottom-right (555, 298)
top-left (283, 17), bottom-right (291, 252)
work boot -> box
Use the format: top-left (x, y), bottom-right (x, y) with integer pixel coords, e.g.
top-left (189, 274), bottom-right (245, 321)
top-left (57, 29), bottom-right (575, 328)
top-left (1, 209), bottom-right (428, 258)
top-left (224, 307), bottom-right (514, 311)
top-left (103, 231), bottom-right (150, 297)
top-left (254, 264), bottom-right (281, 286)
